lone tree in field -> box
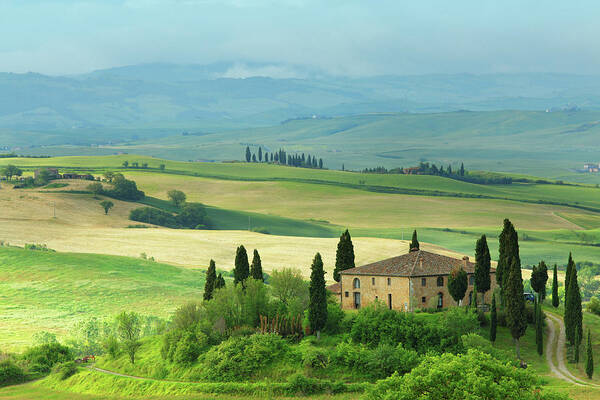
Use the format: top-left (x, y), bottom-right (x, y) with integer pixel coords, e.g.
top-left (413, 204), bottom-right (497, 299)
top-left (448, 266), bottom-right (468, 306)
top-left (204, 259), bottom-right (217, 301)
top-left (250, 249), bottom-right (264, 281)
top-left (530, 261), bottom-right (549, 302)
top-left (410, 230), bottom-right (419, 251)
top-left (506, 257), bottom-right (527, 360)
top-left (474, 234), bottom-right (491, 304)
top-left (565, 260), bottom-right (583, 346)
top-left (167, 190), bottom-right (186, 208)
top-left (565, 252), bottom-right (575, 300)
top-left (1, 164), bottom-right (22, 180)
top-left (333, 229), bottom-right (355, 282)
top-left (215, 273), bottom-right (226, 289)
top-left (586, 329), bottom-right (594, 379)
top-left (116, 311), bottom-right (141, 364)
top-left (234, 245), bottom-right (250, 286)
top-left (309, 252), bottom-right (327, 339)
top-left (100, 200), bottom-right (114, 215)
top-left (245, 146), bottom-right (251, 162)
top-left (552, 264), bottom-right (559, 307)
top-left (490, 295), bottom-right (497, 343)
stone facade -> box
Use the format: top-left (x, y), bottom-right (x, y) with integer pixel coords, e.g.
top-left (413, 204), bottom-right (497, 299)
top-left (339, 249), bottom-right (497, 311)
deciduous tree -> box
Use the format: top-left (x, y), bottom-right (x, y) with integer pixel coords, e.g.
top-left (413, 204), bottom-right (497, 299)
top-left (116, 311), bottom-right (141, 364)
top-left (448, 267), bottom-right (468, 306)
top-left (100, 200), bottom-right (114, 215)
top-left (167, 190), bottom-right (186, 208)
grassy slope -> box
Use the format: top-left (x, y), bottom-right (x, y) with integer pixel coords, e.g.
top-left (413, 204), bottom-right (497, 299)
top-left (0, 246), bottom-right (205, 350)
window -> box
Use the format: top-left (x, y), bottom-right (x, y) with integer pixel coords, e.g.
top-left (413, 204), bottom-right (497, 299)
top-left (469, 291), bottom-right (473, 305)
top-left (354, 292), bottom-right (361, 309)
top-left (421, 296), bottom-right (426, 303)
top-left (421, 277), bottom-right (426, 286)
top-left (344, 291), bottom-right (349, 298)
top-left (388, 293), bottom-right (392, 309)
top-left (372, 277), bottom-right (375, 285)
top-left (469, 275), bottom-right (474, 285)
top-left (437, 276), bottom-right (444, 287)
top-left (437, 293), bottom-right (443, 309)
top-left (353, 278), bottom-right (360, 289)
top-left (387, 277), bottom-right (391, 285)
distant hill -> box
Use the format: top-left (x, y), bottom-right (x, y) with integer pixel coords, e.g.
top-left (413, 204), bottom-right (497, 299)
top-left (2, 63), bottom-right (600, 147)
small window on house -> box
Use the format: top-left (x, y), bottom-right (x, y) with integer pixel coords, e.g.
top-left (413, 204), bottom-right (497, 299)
top-left (437, 276), bottom-right (444, 287)
top-left (344, 291), bottom-right (349, 297)
top-left (421, 277), bottom-right (426, 286)
top-left (353, 278), bottom-right (361, 289)
top-left (469, 275), bottom-right (474, 285)
top-left (372, 277), bottom-right (375, 285)
top-left (421, 296), bottom-right (426, 303)
top-left (387, 277), bottom-right (391, 285)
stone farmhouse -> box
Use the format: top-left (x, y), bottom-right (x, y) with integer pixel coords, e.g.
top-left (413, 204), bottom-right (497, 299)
top-left (337, 248), bottom-right (496, 311)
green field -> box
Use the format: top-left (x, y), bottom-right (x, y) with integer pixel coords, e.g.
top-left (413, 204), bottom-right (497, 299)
top-left (0, 246), bottom-right (206, 350)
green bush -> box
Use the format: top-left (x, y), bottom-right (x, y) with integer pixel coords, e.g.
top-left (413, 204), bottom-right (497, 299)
top-left (53, 361), bottom-right (79, 380)
top-left (323, 302), bottom-right (345, 334)
top-left (301, 347), bottom-right (330, 370)
top-left (0, 360), bottom-right (25, 387)
top-left (364, 349), bottom-right (566, 400)
top-left (173, 332), bottom-right (203, 365)
top-left (587, 297), bottom-right (600, 316)
top-left (129, 207), bottom-right (179, 228)
top-left (22, 343), bottom-right (72, 373)
top-left (286, 373), bottom-right (328, 395)
top-left (201, 334), bottom-right (289, 381)
top-left (176, 203), bottom-right (209, 229)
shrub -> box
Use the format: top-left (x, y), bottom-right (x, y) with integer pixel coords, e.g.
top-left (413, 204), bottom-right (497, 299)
top-left (588, 297), bottom-right (600, 316)
top-left (173, 332), bottom-right (203, 365)
top-left (323, 302), bottom-right (345, 334)
top-left (286, 373), bottom-right (327, 395)
top-left (0, 360), bottom-right (25, 387)
top-left (302, 347), bottom-right (330, 370)
top-left (102, 335), bottom-right (120, 359)
top-left (53, 361), bottom-right (79, 380)
top-left (22, 343), bottom-right (72, 373)
top-left (106, 176), bottom-right (144, 201)
top-left (176, 203), bottom-right (209, 229)
top-left (201, 334), bottom-right (289, 381)
top-left (129, 207), bottom-right (179, 228)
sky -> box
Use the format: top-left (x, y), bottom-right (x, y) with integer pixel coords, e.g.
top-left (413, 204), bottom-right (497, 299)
top-left (0, 0), bottom-right (599, 76)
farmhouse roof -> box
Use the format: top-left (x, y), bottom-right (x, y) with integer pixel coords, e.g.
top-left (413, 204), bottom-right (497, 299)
top-left (326, 282), bottom-right (341, 294)
top-left (339, 250), bottom-right (495, 277)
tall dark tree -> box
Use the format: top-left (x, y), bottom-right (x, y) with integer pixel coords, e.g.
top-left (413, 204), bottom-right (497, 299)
top-left (319, 158), bottom-right (323, 169)
top-left (565, 261), bottom-right (583, 346)
top-left (460, 162), bottom-right (465, 176)
top-left (552, 264), bottom-right (559, 307)
top-left (530, 261), bottom-right (549, 302)
top-left (252, 153), bottom-right (257, 162)
top-left (410, 230), bottom-right (420, 251)
top-left (536, 300), bottom-right (543, 356)
top-left (448, 267), bottom-right (468, 306)
top-left (586, 329), bottom-right (594, 379)
top-left (258, 147), bottom-right (262, 162)
top-left (490, 295), bottom-right (497, 343)
top-left (203, 259), bottom-right (217, 301)
top-left (250, 249), bottom-right (264, 281)
top-left (565, 252), bottom-right (575, 300)
top-left (333, 229), bottom-right (355, 282)
top-left (575, 325), bottom-right (581, 363)
top-left (245, 146), bottom-right (251, 162)
top-left (215, 273), bottom-right (226, 289)
top-left (497, 219), bottom-right (511, 292)
top-left (474, 235), bottom-right (491, 304)
top-left (308, 253), bottom-right (327, 339)
top-left (234, 245), bottom-right (250, 286)
top-left (506, 258), bottom-right (527, 359)
top-left (498, 219), bottom-right (520, 303)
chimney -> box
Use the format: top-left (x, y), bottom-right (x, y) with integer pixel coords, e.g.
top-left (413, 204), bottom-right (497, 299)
top-left (462, 256), bottom-right (469, 268)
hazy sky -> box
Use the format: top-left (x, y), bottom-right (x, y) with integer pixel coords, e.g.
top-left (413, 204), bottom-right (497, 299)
top-left (1, 0), bottom-right (599, 76)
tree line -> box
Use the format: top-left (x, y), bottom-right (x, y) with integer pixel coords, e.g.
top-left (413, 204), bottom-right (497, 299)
top-left (245, 146), bottom-right (324, 169)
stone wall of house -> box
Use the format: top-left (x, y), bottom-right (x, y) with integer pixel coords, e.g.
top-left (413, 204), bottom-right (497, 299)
top-left (340, 272), bottom-right (497, 311)
top-left (340, 274), bottom-right (410, 311)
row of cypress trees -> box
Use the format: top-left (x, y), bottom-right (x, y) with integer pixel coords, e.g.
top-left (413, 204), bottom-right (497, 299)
top-left (245, 146), bottom-right (324, 169)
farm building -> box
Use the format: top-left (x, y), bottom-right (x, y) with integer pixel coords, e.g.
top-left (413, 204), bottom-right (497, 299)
top-left (583, 163), bottom-right (600, 173)
top-left (338, 249), bottom-right (496, 311)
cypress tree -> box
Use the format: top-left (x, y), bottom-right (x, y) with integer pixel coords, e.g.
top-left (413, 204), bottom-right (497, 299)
top-left (245, 146), bottom-right (251, 162)
top-left (474, 234), bottom-right (491, 304)
top-left (319, 158), bottom-right (323, 169)
top-left (234, 245), bottom-right (250, 286)
top-left (490, 295), bottom-right (497, 343)
top-left (575, 325), bottom-right (581, 363)
top-left (552, 264), bottom-right (559, 307)
top-left (333, 229), bottom-right (355, 282)
top-left (250, 249), bottom-right (264, 281)
top-left (215, 273), bottom-right (225, 289)
top-left (506, 257), bottom-right (527, 359)
top-left (565, 252), bottom-right (575, 300)
top-left (497, 219), bottom-right (511, 294)
top-left (252, 153), bottom-right (257, 162)
top-left (536, 300), bottom-right (543, 356)
top-left (410, 230), bottom-right (419, 251)
top-left (308, 253), bottom-right (327, 339)
top-left (531, 261), bottom-right (549, 302)
top-left (203, 259), bottom-right (217, 301)
top-left (460, 162), bottom-right (465, 176)
top-left (586, 329), bottom-right (594, 379)
top-left (258, 147), bottom-right (262, 162)
top-left (565, 262), bottom-right (582, 346)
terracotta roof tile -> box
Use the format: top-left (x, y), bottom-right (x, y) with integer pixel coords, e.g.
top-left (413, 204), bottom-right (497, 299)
top-left (340, 250), bottom-right (496, 277)
top-left (326, 282), bottom-right (341, 294)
